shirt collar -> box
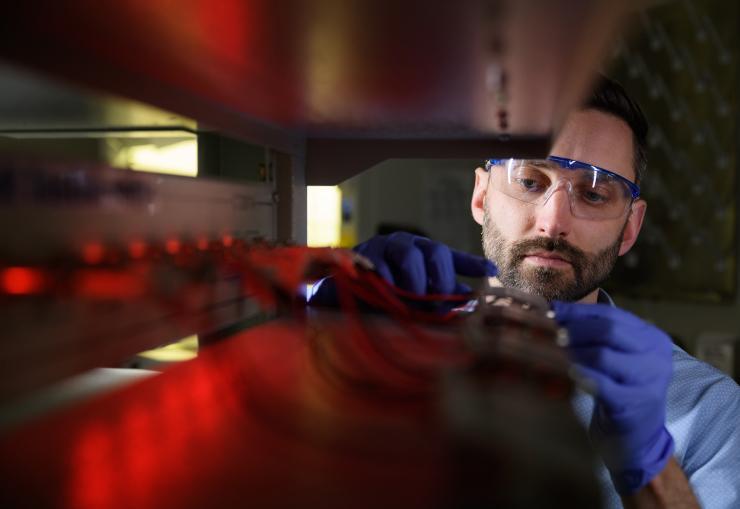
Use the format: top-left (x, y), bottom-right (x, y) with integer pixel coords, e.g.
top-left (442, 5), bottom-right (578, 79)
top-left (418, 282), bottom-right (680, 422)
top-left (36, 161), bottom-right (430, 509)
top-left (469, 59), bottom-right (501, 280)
top-left (596, 288), bottom-right (616, 307)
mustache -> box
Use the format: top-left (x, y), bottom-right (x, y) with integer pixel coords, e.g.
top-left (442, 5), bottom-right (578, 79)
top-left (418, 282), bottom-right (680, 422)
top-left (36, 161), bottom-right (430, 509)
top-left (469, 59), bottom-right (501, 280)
top-left (509, 237), bottom-right (586, 268)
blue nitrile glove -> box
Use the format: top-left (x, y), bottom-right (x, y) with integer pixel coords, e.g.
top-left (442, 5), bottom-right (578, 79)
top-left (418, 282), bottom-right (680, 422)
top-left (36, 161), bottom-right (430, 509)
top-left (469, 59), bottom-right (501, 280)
top-left (308, 232), bottom-right (496, 307)
top-left (552, 302), bottom-right (675, 495)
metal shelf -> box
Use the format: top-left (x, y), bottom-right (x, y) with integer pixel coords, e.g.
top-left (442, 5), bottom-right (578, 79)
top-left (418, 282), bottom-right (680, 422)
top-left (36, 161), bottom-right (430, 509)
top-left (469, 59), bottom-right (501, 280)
top-left (0, 0), bottom-right (633, 183)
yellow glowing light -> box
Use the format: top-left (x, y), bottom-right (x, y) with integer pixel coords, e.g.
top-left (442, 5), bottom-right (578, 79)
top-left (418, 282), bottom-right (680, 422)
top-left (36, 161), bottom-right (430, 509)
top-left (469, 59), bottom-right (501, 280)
top-left (123, 140), bottom-right (198, 177)
top-left (138, 335), bottom-right (198, 362)
top-left (307, 186), bottom-right (342, 247)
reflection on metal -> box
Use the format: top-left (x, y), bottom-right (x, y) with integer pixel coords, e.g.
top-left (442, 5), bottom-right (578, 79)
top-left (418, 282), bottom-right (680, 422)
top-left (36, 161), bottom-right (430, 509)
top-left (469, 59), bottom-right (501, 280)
top-left (137, 335), bottom-right (199, 363)
top-left (0, 1), bottom-right (632, 164)
top-left (107, 139), bottom-right (198, 177)
top-left (0, 63), bottom-right (196, 135)
top-left (0, 161), bottom-right (275, 262)
top-left (0, 159), bottom-right (277, 401)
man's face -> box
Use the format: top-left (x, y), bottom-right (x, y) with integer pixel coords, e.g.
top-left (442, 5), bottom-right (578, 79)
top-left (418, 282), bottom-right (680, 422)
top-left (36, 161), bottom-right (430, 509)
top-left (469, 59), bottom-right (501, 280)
top-left (481, 207), bottom-right (624, 301)
top-left (470, 109), bottom-right (647, 303)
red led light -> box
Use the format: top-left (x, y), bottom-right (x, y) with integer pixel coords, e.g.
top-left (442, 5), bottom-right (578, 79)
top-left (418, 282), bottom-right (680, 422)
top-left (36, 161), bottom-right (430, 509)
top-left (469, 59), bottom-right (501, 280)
top-left (128, 240), bottom-right (147, 259)
top-left (74, 270), bottom-right (146, 299)
top-left (1, 267), bottom-right (45, 295)
top-left (165, 239), bottom-right (181, 255)
top-left (82, 243), bottom-right (105, 264)
top-left (196, 237), bottom-right (209, 251)
top-left (222, 234), bottom-right (233, 247)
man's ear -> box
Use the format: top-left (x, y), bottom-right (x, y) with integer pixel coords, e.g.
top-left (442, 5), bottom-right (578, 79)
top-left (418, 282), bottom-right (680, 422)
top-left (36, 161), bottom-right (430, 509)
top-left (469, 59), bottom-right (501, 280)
top-left (619, 199), bottom-right (647, 256)
top-left (471, 167), bottom-right (489, 226)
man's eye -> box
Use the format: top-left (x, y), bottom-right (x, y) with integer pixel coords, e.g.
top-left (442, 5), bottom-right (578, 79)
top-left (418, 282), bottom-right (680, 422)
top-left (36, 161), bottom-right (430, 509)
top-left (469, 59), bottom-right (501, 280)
top-left (581, 189), bottom-right (609, 204)
top-left (517, 178), bottom-right (544, 191)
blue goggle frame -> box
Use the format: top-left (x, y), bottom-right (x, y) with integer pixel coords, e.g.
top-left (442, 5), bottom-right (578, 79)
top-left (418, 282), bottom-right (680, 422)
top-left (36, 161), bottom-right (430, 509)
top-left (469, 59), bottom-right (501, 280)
top-left (485, 155), bottom-right (641, 200)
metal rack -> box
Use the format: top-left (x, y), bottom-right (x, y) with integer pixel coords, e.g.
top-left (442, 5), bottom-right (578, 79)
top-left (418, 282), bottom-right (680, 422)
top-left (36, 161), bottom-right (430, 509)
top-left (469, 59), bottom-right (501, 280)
top-left (0, 0), bottom-right (633, 418)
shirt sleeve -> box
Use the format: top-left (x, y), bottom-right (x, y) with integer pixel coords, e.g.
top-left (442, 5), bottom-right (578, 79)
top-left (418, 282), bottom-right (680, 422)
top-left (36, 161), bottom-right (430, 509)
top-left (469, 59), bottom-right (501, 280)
top-left (669, 349), bottom-right (740, 509)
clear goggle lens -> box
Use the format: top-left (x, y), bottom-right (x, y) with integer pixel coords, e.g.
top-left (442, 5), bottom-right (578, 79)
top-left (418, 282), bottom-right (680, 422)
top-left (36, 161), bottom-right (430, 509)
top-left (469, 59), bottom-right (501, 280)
top-left (485, 158), bottom-right (637, 220)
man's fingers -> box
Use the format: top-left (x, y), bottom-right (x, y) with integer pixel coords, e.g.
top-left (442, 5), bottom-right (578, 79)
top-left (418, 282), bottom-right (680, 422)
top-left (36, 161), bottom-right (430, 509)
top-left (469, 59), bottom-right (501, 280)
top-left (573, 364), bottom-right (635, 410)
top-left (355, 239), bottom-right (394, 283)
top-left (569, 346), bottom-right (660, 385)
top-left (354, 237), bottom-right (397, 286)
top-left (372, 259), bottom-right (396, 288)
top-left (451, 249), bottom-right (497, 278)
top-left (566, 319), bottom-right (651, 353)
top-left (354, 232), bottom-right (492, 296)
top-left (553, 301), bottom-right (644, 329)
top-left (384, 239), bottom-right (427, 294)
top-left (413, 237), bottom-right (456, 295)
top-left (453, 282), bottom-right (472, 294)
top-left (553, 301), bottom-right (656, 352)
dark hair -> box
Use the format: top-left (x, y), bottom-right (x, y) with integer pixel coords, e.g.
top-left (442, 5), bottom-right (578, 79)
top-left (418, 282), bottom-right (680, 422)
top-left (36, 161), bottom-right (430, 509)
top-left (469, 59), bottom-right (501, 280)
top-left (584, 76), bottom-right (648, 185)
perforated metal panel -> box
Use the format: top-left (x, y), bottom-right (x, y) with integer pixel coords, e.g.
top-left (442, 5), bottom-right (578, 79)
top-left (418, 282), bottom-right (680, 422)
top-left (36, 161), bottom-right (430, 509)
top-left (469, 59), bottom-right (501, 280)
top-left (606, 0), bottom-right (736, 302)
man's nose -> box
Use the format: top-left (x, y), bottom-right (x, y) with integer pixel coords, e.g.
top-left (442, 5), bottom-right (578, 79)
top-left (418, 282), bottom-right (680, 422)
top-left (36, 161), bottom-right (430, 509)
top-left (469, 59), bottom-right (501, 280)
top-left (536, 183), bottom-right (573, 237)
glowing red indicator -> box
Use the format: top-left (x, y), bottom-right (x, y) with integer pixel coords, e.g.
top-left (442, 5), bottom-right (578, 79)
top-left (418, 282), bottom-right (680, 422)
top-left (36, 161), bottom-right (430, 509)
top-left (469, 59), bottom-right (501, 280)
top-left (196, 237), bottom-right (209, 251)
top-left (82, 243), bottom-right (105, 264)
top-left (128, 240), bottom-right (147, 259)
top-left (222, 234), bottom-right (233, 247)
top-left (1, 267), bottom-right (45, 295)
top-left (74, 270), bottom-right (146, 299)
top-left (165, 239), bottom-right (181, 255)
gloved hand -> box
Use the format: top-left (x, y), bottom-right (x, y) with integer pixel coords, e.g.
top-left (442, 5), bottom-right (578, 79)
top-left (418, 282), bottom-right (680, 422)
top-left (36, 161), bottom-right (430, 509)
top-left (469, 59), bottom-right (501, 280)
top-left (552, 302), bottom-right (675, 495)
top-left (308, 232), bottom-right (496, 307)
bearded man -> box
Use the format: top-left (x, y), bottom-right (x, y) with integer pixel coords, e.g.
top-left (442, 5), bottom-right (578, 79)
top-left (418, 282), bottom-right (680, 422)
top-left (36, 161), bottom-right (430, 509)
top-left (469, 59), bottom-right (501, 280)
top-left (310, 77), bottom-right (739, 508)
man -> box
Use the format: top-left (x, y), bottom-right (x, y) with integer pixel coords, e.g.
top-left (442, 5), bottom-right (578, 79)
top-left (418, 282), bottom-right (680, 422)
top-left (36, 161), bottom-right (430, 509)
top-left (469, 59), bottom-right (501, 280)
top-left (310, 77), bottom-right (739, 508)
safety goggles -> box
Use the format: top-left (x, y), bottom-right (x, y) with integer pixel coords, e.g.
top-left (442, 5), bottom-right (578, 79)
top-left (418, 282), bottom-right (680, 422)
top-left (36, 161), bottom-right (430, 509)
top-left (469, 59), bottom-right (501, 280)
top-left (484, 156), bottom-right (640, 220)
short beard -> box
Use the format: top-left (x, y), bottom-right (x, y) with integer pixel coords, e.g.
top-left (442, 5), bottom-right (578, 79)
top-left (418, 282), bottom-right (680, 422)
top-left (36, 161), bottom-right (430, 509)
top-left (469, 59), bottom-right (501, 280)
top-left (481, 208), bottom-right (624, 302)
